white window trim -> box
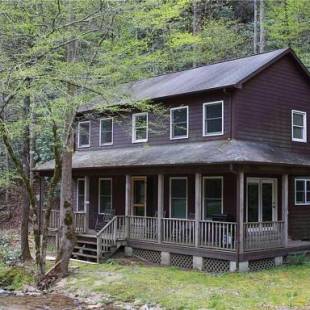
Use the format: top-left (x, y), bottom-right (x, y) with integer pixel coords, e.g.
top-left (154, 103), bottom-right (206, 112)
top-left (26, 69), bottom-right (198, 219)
top-left (292, 110), bottom-right (307, 143)
top-left (77, 121), bottom-right (91, 148)
top-left (202, 176), bottom-right (224, 220)
top-left (170, 106), bottom-right (189, 140)
top-left (76, 178), bottom-right (86, 213)
top-left (132, 112), bottom-right (148, 143)
top-left (169, 177), bottom-right (188, 219)
top-left (98, 178), bottom-right (113, 214)
top-left (202, 100), bottom-right (224, 137)
top-left (295, 178), bottom-right (310, 206)
top-left (99, 117), bottom-right (113, 146)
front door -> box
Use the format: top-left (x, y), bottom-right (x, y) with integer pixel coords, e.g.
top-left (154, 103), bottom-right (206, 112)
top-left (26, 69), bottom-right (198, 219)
top-left (246, 178), bottom-right (277, 222)
top-left (132, 177), bottom-right (147, 216)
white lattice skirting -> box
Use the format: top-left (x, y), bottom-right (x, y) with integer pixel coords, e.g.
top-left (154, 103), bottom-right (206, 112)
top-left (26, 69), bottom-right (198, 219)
top-left (170, 253), bottom-right (193, 269)
top-left (249, 258), bottom-right (275, 272)
top-left (203, 258), bottom-right (230, 273)
top-left (132, 248), bottom-right (161, 264)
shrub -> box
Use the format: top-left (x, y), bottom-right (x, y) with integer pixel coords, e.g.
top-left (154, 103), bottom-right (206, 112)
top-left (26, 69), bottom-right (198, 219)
top-left (0, 232), bottom-right (21, 266)
top-left (286, 254), bottom-right (307, 265)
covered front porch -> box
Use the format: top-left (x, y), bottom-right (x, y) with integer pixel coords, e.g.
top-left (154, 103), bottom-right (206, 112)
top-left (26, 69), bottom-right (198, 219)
top-left (46, 164), bottom-right (291, 261)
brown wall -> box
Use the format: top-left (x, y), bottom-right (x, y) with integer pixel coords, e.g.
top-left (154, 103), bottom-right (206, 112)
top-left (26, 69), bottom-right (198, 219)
top-left (76, 90), bottom-right (231, 151)
top-left (288, 176), bottom-right (310, 240)
top-left (233, 55), bottom-right (310, 154)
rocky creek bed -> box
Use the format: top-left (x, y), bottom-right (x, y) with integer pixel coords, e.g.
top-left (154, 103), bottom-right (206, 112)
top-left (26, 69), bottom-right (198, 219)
top-left (0, 288), bottom-right (123, 309)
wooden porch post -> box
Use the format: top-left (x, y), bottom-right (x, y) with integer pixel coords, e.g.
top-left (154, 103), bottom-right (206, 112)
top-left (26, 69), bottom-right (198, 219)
top-left (157, 174), bottom-right (164, 244)
top-left (195, 173), bottom-right (202, 247)
top-left (237, 170), bottom-right (245, 254)
top-left (84, 176), bottom-right (90, 234)
top-left (125, 174), bottom-right (131, 239)
top-left (282, 174), bottom-right (288, 247)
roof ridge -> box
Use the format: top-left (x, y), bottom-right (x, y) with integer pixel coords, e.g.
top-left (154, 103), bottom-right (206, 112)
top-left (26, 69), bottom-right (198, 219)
top-left (129, 48), bottom-right (289, 85)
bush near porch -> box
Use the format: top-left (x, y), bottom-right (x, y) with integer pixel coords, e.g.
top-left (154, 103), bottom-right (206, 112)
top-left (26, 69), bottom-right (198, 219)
top-left (61, 258), bottom-right (310, 309)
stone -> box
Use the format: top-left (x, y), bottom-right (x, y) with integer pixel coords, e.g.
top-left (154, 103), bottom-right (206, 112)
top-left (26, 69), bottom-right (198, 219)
top-left (160, 252), bottom-right (170, 266)
top-left (238, 261), bottom-right (249, 272)
top-left (124, 246), bottom-right (133, 256)
top-left (193, 256), bottom-right (203, 271)
top-left (229, 261), bottom-right (237, 272)
top-left (274, 256), bottom-right (283, 266)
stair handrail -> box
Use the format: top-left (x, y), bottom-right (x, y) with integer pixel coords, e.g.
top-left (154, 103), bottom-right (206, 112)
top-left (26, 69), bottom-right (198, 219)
top-left (96, 216), bottom-right (117, 263)
top-left (96, 216), bottom-right (117, 238)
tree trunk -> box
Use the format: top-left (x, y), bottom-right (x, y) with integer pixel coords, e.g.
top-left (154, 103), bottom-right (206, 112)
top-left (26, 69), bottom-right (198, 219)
top-left (254, 0), bottom-right (258, 54)
top-left (259, 0), bottom-right (265, 53)
top-left (21, 189), bottom-right (32, 261)
top-left (39, 124), bottom-right (62, 275)
top-left (20, 90), bottom-right (32, 262)
top-left (55, 131), bottom-right (75, 277)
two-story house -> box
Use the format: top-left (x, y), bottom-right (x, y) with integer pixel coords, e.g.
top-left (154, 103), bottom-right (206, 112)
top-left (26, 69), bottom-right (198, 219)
top-left (36, 48), bottom-right (310, 272)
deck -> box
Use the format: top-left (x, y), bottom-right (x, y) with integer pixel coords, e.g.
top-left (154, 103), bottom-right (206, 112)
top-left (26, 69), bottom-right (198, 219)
top-left (43, 210), bottom-right (310, 263)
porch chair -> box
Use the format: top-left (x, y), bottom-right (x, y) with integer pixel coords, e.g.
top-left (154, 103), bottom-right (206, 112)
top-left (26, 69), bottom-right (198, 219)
top-left (95, 209), bottom-right (115, 232)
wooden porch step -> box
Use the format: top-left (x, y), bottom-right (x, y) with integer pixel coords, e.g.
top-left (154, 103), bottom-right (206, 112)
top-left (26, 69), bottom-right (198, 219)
top-left (76, 240), bottom-right (97, 246)
top-left (74, 246), bottom-right (97, 252)
top-left (72, 252), bottom-right (97, 259)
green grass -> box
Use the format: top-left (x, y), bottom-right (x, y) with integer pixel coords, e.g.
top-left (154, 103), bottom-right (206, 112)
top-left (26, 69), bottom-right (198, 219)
top-left (63, 260), bottom-right (310, 309)
top-left (0, 263), bottom-right (34, 290)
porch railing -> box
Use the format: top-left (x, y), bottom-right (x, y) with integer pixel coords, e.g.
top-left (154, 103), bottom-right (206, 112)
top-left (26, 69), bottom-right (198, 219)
top-left (74, 213), bottom-right (87, 233)
top-left (48, 209), bottom-right (60, 230)
top-left (45, 212), bottom-right (286, 252)
top-left (129, 216), bottom-right (158, 241)
top-left (199, 220), bottom-right (237, 250)
top-left (244, 221), bottom-right (285, 251)
top-left (43, 209), bottom-right (87, 234)
top-left (162, 218), bottom-right (195, 246)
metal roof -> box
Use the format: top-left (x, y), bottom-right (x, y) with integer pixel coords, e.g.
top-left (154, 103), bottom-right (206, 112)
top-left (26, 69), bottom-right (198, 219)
top-left (35, 139), bottom-right (310, 171)
top-left (79, 48), bottom-right (298, 113)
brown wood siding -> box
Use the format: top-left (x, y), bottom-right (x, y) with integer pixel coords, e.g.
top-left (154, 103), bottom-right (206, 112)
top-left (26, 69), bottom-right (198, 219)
top-left (288, 175), bottom-right (310, 240)
top-left (233, 55), bottom-right (310, 154)
top-left (75, 91), bottom-right (231, 151)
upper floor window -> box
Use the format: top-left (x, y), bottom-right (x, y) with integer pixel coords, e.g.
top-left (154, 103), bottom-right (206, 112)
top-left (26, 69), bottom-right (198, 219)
top-left (132, 112), bottom-right (148, 143)
top-left (78, 121), bottom-right (90, 148)
top-left (295, 178), bottom-right (310, 205)
top-left (170, 106), bottom-right (188, 140)
top-left (100, 118), bottom-right (113, 146)
top-left (203, 101), bottom-right (224, 136)
top-left (292, 110), bottom-right (307, 142)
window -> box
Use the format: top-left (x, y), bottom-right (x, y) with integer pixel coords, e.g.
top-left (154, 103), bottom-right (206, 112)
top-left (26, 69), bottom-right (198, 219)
top-left (170, 106), bottom-right (188, 139)
top-left (203, 101), bottom-right (224, 136)
top-left (203, 177), bottom-right (223, 219)
top-left (132, 177), bottom-right (146, 216)
top-left (132, 113), bottom-right (148, 143)
top-left (77, 178), bottom-right (86, 212)
top-left (295, 178), bottom-right (310, 205)
top-left (98, 178), bottom-right (112, 214)
top-left (100, 118), bottom-right (113, 146)
top-left (78, 121), bottom-right (90, 148)
top-left (292, 110), bottom-right (307, 142)
top-left (170, 177), bottom-right (187, 218)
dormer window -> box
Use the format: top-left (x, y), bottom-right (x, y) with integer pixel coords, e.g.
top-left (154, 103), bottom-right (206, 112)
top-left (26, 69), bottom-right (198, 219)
top-left (203, 101), bottom-right (224, 136)
top-left (78, 121), bottom-right (90, 148)
top-left (132, 112), bottom-right (148, 143)
top-left (170, 106), bottom-right (188, 140)
top-left (292, 110), bottom-right (307, 142)
top-left (100, 118), bottom-right (113, 146)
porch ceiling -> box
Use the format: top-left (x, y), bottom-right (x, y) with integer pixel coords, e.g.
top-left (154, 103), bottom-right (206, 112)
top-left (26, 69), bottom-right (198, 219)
top-left (34, 139), bottom-right (310, 171)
